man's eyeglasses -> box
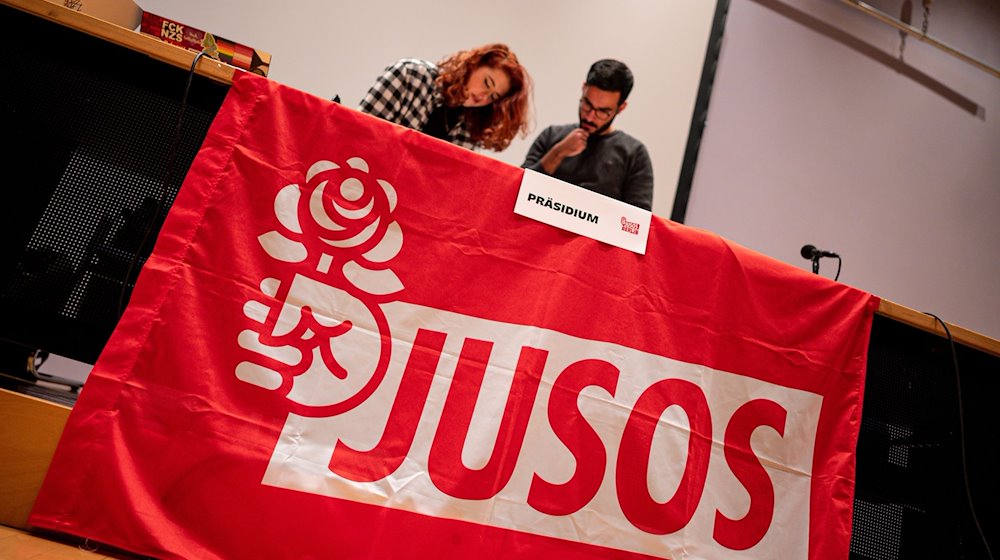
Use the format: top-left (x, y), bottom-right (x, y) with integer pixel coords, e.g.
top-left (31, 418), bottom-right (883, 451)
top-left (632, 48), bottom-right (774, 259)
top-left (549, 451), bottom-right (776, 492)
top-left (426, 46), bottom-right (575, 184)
top-left (579, 97), bottom-right (616, 120)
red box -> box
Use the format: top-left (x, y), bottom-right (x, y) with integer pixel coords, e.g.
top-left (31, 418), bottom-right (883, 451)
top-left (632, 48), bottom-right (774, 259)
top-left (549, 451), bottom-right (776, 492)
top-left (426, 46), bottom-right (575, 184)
top-left (140, 12), bottom-right (271, 76)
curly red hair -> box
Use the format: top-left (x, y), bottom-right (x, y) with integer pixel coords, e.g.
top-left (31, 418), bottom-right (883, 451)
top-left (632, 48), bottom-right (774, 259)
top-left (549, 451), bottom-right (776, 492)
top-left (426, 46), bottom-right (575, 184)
top-left (437, 43), bottom-right (532, 152)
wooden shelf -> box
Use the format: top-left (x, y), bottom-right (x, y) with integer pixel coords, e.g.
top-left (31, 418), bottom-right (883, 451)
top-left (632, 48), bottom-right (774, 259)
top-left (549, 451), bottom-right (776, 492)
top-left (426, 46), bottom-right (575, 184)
top-left (2, 0), bottom-right (236, 85)
top-left (877, 299), bottom-right (1000, 358)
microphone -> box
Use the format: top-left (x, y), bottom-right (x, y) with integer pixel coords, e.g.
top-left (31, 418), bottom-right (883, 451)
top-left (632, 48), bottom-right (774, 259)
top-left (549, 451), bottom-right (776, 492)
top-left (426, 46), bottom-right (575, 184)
top-left (800, 244), bottom-right (839, 260)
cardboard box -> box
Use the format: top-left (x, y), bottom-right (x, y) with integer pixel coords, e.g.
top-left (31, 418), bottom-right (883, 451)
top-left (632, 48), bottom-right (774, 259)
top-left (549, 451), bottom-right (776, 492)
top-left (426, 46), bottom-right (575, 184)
top-left (47, 0), bottom-right (144, 30)
top-left (140, 12), bottom-right (271, 76)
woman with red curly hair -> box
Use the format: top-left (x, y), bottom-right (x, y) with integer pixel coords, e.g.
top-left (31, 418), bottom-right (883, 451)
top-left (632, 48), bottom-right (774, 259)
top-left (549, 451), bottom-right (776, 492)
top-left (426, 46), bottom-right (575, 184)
top-left (359, 43), bottom-right (532, 152)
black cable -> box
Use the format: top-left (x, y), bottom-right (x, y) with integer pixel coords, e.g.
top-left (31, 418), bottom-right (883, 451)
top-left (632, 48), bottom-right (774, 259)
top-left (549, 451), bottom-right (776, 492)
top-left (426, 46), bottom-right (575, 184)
top-left (116, 51), bottom-right (208, 318)
top-left (833, 255), bottom-right (842, 281)
top-left (924, 312), bottom-right (994, 560)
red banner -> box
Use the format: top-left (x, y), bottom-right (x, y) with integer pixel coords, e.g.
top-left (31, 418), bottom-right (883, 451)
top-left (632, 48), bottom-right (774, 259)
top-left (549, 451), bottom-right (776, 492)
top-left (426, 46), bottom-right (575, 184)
top-left (30, 72), bottom-right (878, 560)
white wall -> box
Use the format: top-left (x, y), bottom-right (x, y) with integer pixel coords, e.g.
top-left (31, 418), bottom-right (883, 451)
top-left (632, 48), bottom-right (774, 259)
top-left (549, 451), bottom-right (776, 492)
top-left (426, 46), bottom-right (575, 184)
top-left (136, 0), bottom-right (717, 219)
top-left (128, 0), bottom-right (1000, 342)
top-left (685, 0), bottom-right (1000, 340)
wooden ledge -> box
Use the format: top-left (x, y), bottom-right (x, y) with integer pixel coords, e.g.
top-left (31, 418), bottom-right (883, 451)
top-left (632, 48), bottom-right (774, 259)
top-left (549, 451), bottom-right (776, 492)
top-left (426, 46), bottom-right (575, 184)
top-left (2, 0), bottom-right (236, 85)
top-left (877, 299), bottom-right (1000, 358)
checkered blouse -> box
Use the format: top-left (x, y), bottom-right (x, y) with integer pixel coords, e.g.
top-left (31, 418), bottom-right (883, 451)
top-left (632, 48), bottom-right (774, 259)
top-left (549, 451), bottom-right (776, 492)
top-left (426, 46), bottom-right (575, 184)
top-left (359, 59), bottom-right (477, 150)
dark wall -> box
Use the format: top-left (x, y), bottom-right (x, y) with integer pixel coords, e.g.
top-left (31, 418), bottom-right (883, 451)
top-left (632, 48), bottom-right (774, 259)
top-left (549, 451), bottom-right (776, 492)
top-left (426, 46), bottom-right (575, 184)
top-left (0, 4), bottom-right (229, 364)
top-left (853, 315), bottom-right (998, 559)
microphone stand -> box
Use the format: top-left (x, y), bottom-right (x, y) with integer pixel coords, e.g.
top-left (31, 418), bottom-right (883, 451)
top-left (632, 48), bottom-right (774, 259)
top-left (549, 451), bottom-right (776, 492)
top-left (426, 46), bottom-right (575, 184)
top-left (800, 244), bottom-right (841, 280)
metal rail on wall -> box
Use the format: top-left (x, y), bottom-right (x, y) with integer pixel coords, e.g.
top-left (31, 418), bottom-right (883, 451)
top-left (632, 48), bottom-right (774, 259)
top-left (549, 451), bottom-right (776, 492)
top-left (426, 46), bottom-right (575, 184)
top-left (839, 0), bottom-right (1000, 79)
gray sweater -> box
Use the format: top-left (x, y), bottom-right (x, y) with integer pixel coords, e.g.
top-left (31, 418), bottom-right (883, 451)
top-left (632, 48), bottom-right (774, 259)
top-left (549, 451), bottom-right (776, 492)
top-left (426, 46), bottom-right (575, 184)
top-left (522, 124), bottom-right (654, 211)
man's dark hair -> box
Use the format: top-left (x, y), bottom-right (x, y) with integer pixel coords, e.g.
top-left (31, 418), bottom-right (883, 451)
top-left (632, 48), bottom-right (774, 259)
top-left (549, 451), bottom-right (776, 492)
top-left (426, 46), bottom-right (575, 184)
top-left (585, 59), bottom-right (634, 104)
